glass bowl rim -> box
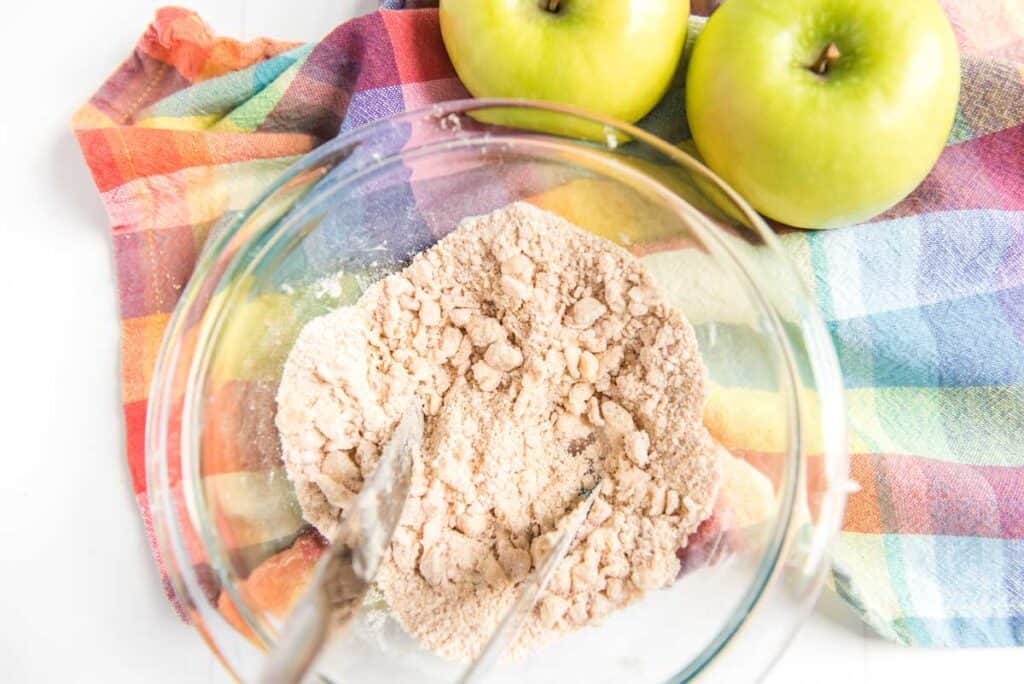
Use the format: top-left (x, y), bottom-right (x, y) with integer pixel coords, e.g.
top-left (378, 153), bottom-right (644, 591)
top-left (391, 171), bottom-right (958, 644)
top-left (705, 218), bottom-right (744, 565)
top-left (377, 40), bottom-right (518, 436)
top-left (146, 97), bottom-right (848, 683)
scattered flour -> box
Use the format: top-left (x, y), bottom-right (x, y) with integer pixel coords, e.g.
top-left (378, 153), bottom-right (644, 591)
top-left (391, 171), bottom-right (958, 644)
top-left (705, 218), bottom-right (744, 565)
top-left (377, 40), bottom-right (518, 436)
top-left (275, 202), bottom-right (719, 660)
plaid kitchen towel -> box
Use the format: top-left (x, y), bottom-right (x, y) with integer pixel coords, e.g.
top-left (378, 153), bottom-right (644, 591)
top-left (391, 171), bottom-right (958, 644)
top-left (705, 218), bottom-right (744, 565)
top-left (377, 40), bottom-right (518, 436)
top-left (73, 2), bottom-right (1024, 647)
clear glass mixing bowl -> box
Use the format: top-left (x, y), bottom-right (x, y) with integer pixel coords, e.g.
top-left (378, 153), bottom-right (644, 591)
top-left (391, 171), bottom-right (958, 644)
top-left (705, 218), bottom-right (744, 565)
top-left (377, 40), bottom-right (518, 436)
top-left (147, 99), bottom-right (848, 683)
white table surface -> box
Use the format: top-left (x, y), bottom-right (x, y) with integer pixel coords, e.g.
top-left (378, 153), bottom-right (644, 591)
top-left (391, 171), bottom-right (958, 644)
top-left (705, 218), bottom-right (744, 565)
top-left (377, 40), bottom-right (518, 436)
top-left (0, 1), bottom-right (1020, 681)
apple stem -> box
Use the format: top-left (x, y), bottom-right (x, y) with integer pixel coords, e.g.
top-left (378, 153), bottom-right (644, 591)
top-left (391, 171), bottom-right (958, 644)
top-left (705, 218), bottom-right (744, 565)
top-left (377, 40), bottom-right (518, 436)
top-left (810, 42), bottom-right (841, 75)
top-left (538, 0), bottom-right (561, 12)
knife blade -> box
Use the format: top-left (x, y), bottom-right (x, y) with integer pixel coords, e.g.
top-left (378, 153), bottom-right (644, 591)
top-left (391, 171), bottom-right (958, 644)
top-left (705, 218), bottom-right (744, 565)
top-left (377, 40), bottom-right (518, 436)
top-left (460, 481), bottom-right (603, 683)
top-left (260, 399), bottom-right (422, 684)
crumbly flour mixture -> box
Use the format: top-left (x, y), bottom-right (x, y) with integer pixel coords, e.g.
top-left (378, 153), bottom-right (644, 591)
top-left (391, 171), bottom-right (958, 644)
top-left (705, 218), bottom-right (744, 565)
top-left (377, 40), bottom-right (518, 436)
top-left (276, 202), bottom-right (719, 660)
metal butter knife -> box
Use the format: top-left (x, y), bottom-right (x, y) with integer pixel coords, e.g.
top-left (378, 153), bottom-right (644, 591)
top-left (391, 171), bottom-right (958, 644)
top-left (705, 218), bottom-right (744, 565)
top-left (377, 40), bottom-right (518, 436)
top-left (460, 481), bottom-right (603, 684)
top-left (260, 400), bottom-right (423, 684)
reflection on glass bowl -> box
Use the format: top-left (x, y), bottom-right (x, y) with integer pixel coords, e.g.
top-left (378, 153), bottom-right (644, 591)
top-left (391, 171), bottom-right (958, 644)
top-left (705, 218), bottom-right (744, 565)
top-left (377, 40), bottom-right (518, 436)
top-left (146, 99), bottom-right (848, 684)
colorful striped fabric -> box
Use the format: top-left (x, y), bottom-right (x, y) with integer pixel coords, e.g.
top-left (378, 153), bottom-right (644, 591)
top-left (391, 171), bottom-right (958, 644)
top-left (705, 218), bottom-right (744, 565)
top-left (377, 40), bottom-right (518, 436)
top-left (72, 2), bottom-right (1024, 648)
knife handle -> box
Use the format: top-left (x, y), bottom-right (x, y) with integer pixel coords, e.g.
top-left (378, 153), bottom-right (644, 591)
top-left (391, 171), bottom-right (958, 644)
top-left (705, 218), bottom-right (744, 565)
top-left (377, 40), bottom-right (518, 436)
top-left (259, 583), bottom-right (331, 684)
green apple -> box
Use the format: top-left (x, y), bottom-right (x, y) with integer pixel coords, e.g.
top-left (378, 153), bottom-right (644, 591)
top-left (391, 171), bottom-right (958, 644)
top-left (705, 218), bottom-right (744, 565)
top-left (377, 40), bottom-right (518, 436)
top-left (439, 0), bottom-right (690, 140)
top-left (685, 0), bottom-right (960, 229)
